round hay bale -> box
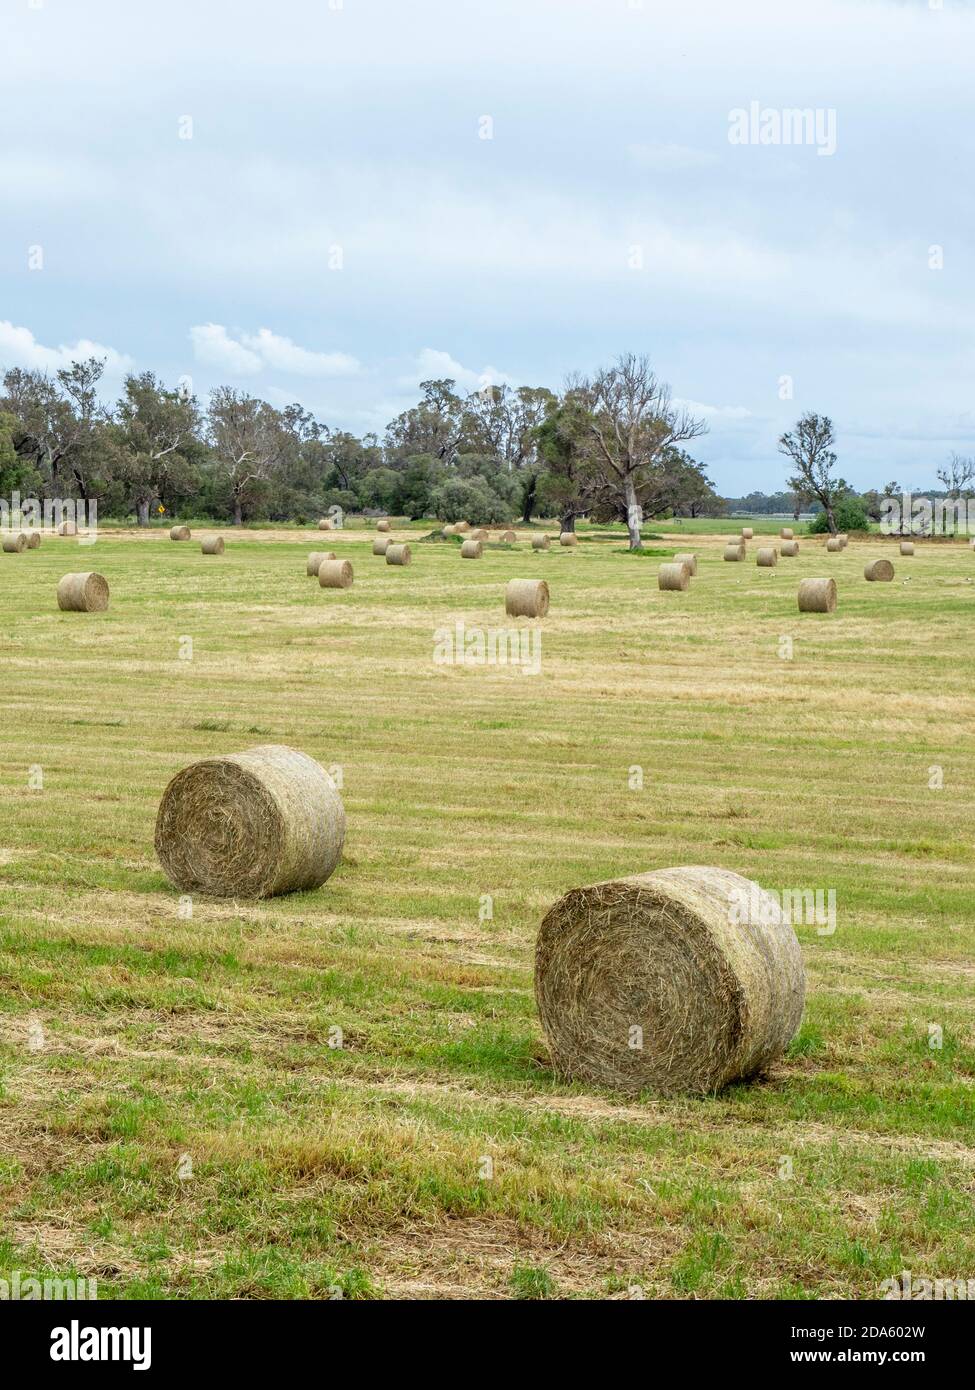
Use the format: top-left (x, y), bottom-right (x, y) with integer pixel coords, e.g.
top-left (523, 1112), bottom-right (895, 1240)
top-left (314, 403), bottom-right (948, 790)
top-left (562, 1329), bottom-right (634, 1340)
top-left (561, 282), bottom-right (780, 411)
top-left (170, 525), bottom-right (191, 541)
top-left (25, 531), bottom-right (41, 549)
top-left (469, 528), bottom-right (489, 543)
top-left (498, 530), bottom-right (516, 545)
top-left (780, 527), bottom-right (794, 539)
top-left (673, 552), bottom-right (697, 575)
top-left (454, 521), bottom-right (471, 533)
top-left (371, 536), bottom-right (392, 556)
top-left (531, 535), bottom-right (551, 551)
top-left (658, 562), bottom-right (690, 591)
top-left (864, 559), bottom-right (894, 582)
top-left (740, 527), bottom-right (754, 539)
top-left (317, 518), bottom-right (333, 531)
top-left (559, 532), bottom-right (578, 547)
top-left (460, 538), bottom-right (483, 559)
top-left (838, 534), bottom-right (849, 548)
top-left (57, 520), bottom-right (78, 537)
top-left (780, 540), bottom-right (799, 557)
top-left (385, 543), bottom-right (411, 566)
top-left (534, 866), bottom-right (805, 1096)
top-left (201, 536), bottom-right (225, 555)
top-left (376, 519), bottom-right (391, 532)
top-left (2, 533), bottom-right (27, 553)
top-left (505, 578), bottom-right (550, 617)
top-left (57, 572), bottom-right (110, 612)
top-left (756, 546), bottom-right (778, 567)
top-left (826, 537), bottom-right (842, 552)
top-left (723, 544), bottom-right (744, 561)
top-left (307, 550), bottom-right (336, 575)
top-left (154, 744), bottom-right (345, 899)
top-left (900, 540), bottom-right (915, 556)
top-left (798, 577), bottom-right (837, 613)
top-left (442, 524), bottom-right (456, 537)
top-left (318, 559), bottom-right (354, 589)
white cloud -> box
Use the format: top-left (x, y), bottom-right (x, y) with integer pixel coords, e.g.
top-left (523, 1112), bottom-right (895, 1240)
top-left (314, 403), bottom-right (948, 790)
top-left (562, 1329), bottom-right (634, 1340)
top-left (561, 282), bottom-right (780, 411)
top-left (189, 324), bottom-right (262, 374)
top-left (627, 143), bottom-right (717, 172)
top-left (239, 328), bottom-right (359, 377)
top-left (403, 348), bottom-right (510, 393)
top-left (190, 324), bottom-right (359, 378)
top-left (0, 320), bottom-right (133, 375)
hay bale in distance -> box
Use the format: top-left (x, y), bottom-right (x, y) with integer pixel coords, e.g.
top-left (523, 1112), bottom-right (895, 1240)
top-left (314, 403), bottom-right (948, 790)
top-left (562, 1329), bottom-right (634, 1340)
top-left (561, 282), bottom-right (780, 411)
top-left (756, 546), bottom-right (778, 567)
top-left (780, 527), bottom-right (794, 539)
top-left (673, 551), bottom-right (697, 575)
top-left (534, 866), bottom-right (805, 1095)
top-left (559, 532), bottom-right (578, 547)
top-left (864, 559), bottom-right (894, 582)
top-left (469, 528), bottom-right (489, 543)
top-left (2, 533), bottom-right (27, 553)
top-left (460, 538), bottom-right (483, 559)
top-left (57, 520), bottom-right (78, 537)
top-left (307, 550), bottom-right (336, 575)
top-left (57, 572), bottom-right (110, 612)
top-left (838, 534), bottom-right (849, 548)
top-left (900, 541), bottom-right (915, 556)
top-left (385, 543), bottom-right (411, 566)
top-left (780, 540), bottom-right (799, 557)
top-left (442, 524), bottom-right (456, 537)
top-left (505, 578), bottom-right (550, 617)
top-left (317, 518), bottom-right (333, 531)
top-left (25, 531), bottom-right (41, 549)
top-left (154, 744), bottom-right (345, 899)
top-left (531, 535), bottom-right (551, 551)
top-left (453, 521), bottom-right (471, 533)
top-left (741, 527), bottom-right (754, 539)
top-left (318, 559), bottom-right (354, 589)
top-left (798, 577), bottom-right (837, 613)
top-left (497, 530), bottom-right (516, 544)
top-left (170, 525), bottom-right (191, 541)
top-left (723, 544), bottom-right (744, 561)
top-left (376, 519), bottom-right (391, 532)
top-left (371, 536), bottom-right (392, 556)
top-left (201, 537), bottom-right (225, 555)
top-left (826, 537), bottom-right (842, 552)
top-left (658, 562), bottom-right (690, 591)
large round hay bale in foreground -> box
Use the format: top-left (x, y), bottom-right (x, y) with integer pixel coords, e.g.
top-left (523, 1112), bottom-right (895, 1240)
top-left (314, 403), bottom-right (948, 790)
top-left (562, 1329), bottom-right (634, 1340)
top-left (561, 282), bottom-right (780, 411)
top-left (57, 520), bottom-right (78, 537)
top-left (201, 537), bottom-right (225, 555)
top-left (658, 562), bottom-right (690, 591)
top-left (2, 533), bottom-right (27, 553)
top-left (741, 527), bottom-right (754, 539)
top-left (318, 559), bottom-right (354, 588)
top-left (460, 538), bottom-right (483, 559)
top-left (900, 541), bottom-right (915, 556)
top-left (673, 551), bottom-right (697, 575)
top-left (170, 525), bottom-right (191, 541)
top-left (756, 546), bottom-right (778, 567)
top-left (57, 572), bottom-right (110, 612)
top-left (372, 536), bottom-right (392, 556)
top-left (497, 530), bottom-right (516, 545)
top-left (826, 537), bottom-right (842, 552)
top-left (559, 532), bottom-right (578, 547)
top-left (154, 744), bottom-right (345, 899)
top-left (385, 543), bottom-right (411, 566)
top-left (723, 544), bottom-right (744, 561)
top-left (307, 550), bottom-right (336, 575)
top-left (317, 518), bottom-right (333, 531)
top-left (376, 519), bottom-right (391, 532)
top-left (505, 578), bottom-right (550, 617)
top-left (534, 866), bottom-right (805, 1095)
top-left (798, 577), bottom-right (837, 613)
top-left (864, 558), bottom-right (894, 582)
top-left (780, 540), bottom-right (799, 557)
top-left (780, 527), bottom-right (794, 539)
top-left (25, 531), bottom-right (41, 549)
top-left (531, 535), bottom-right (551, 551)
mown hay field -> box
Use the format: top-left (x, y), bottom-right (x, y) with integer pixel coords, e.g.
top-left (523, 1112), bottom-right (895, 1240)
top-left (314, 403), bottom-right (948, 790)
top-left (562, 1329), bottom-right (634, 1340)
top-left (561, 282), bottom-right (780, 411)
top-left (1, 523), bottom-right (973, 1299)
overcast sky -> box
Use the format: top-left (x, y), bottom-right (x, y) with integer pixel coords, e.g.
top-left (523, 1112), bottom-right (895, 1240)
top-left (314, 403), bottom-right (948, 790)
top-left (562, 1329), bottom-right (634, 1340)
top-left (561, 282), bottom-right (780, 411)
top-left (1, 0), bottom-right (972, 494)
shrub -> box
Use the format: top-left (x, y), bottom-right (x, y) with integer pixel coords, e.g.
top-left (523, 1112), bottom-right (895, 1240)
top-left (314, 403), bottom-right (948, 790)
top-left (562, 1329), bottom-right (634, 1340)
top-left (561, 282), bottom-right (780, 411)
top-left (807, 497), bottom-right (868, 534)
